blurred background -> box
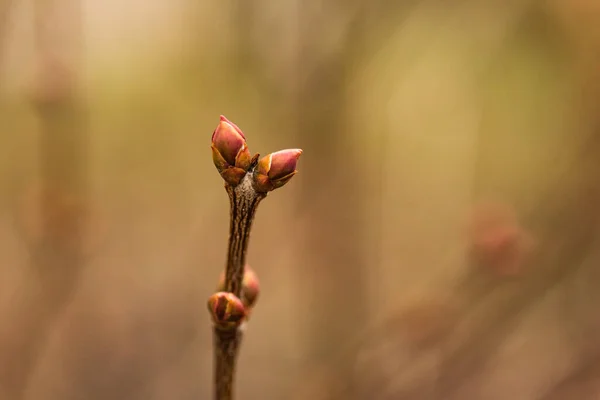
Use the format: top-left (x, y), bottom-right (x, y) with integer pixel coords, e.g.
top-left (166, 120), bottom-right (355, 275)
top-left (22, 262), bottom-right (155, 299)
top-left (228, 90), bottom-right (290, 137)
top-left (1, 0), bottom-right (600, 399)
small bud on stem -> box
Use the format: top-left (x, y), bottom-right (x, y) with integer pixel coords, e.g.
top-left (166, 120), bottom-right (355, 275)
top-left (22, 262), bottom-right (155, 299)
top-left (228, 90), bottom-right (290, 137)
top-left (208, 292), bottom-right (247, 329)
top-left (254, 149), bottom-right (303, 193)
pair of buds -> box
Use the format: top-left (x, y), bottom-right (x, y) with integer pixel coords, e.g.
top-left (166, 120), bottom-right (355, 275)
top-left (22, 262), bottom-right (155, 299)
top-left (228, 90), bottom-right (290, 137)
top-left (211, 115), bottom-right (302, 191)
top-left (207, 266), bottom-right (260, 329)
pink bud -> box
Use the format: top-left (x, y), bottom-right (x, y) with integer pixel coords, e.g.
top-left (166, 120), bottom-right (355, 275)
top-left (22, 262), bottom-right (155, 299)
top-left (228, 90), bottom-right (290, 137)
top-left (212, 116), bottom-right (246, 166)
top-left (468, 202), bottom-right (535, 277)
top-left (254, 149), bottom-right (302, 193)
top-left (211, 115), bottom-right (252, 186)
top-left (207, 292), bottom-right (246, 328)
top-left (241, 267), bottom-right (260, 308)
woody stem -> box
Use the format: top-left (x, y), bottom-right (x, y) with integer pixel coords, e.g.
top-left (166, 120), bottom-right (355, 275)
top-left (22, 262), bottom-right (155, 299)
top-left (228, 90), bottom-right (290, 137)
top-left (213, 172), bottom-right (265, 400)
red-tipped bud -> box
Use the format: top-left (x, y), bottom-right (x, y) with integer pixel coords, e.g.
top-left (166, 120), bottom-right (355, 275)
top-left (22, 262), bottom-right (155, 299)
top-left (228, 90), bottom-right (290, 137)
top-left (216, 265), bottom-right (260, 309)
top-left (211, 115), bottom-right (252, 186)
top-left (254, 149), bottom-right (302, 193)
top-left (468, 202), bottom-right (534, 277)
top-left (207, 292), bottom-right (246, 329)
top-left (241, 267), bottom-right (260, 308)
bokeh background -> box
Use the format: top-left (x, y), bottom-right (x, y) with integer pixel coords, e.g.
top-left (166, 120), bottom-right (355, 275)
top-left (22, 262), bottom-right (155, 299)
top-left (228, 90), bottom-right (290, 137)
top-left (1, 0), bottom-right (600, 399)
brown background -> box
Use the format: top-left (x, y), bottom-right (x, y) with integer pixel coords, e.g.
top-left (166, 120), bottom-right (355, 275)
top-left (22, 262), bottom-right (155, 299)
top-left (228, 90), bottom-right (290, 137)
top-left (1, 0), bottom-right (600, 399)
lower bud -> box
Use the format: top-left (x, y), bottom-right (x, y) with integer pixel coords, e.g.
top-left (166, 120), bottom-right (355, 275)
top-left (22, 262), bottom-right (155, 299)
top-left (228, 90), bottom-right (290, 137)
top-left (217, 265), bottom-right (261, 309)
top-left (207, 292), bottom-right (246, 329)
top-left (241, 267), bottom-right (260, 308)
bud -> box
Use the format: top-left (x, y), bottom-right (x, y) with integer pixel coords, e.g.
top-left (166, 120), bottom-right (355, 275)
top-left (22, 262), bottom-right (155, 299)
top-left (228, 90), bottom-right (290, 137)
top-left (216, 265), bottom-right (260, 309)
top-left (468, 202), bottom-right (534, 277)
top-left (254, 149), bottom-right (303, 193)
top-left (207, 292), bottom-right (246, 329)
top-left (211, 115), bottom-right (252, 186)
top-left (241, 267), bottom-right (260, 309)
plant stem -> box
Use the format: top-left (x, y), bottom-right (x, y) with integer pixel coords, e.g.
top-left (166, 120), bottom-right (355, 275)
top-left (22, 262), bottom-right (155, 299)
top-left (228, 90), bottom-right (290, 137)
top-left (213, 326), bottom-right (243, 400)
top-left (224, 174), bottom-right (265, 297)
top-left (214, 172), bottom-right (265, 400)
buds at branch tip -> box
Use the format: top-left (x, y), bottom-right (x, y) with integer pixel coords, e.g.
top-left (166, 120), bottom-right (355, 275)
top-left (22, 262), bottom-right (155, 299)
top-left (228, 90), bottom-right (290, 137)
top-left (211, 115), bottom-right (252, 186)
top-left (217, 265), bottom-right (260, 309)
top-left (207, 292), bottom-right (246, 329)
top-left (254, 149), bottom-right (303, 193)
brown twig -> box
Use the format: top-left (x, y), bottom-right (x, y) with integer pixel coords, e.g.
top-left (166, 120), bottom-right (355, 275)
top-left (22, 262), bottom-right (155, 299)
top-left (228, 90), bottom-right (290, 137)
top-left (223, 176), bottom-right (265, 298)
top-left (207, 116), bottom-right (302, 400)
top-left (214, 174), bottom-right (265, 400)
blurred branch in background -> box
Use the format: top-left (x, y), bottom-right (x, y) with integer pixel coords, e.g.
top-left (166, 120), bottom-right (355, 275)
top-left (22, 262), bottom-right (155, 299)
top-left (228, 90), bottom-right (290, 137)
top-left (293, 2), bottom-right (600, 399)
top-left (433, 5), bottom-right (600, 398)
top-left (0, 0), bottom-right (13, 84)
top-left (538, 355), bottom-right (600, 399)
top-left (293, 0), bottom-right (371, 374)
top-left (0, 0), bottom-right (88, 397)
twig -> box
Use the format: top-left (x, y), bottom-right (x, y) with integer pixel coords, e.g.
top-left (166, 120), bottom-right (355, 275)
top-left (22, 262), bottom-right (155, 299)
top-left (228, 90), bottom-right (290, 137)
top-left (536, 353), bottom-right (600, 400)
top-left (213, 173), bottom-right (264, 400)
top-left (207, 115), bottom-right (302, 400)
top-left (223, 175), bottom-right (265, 297)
